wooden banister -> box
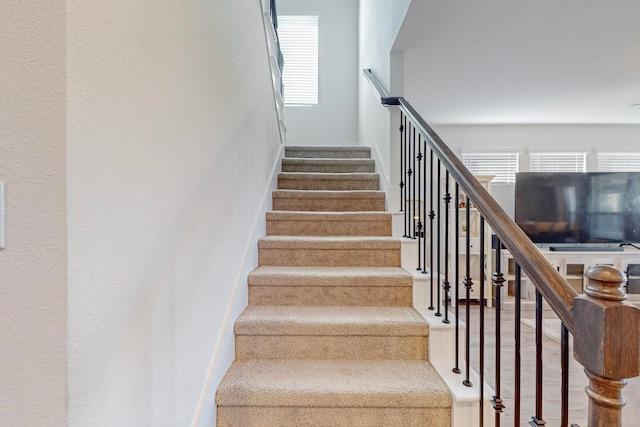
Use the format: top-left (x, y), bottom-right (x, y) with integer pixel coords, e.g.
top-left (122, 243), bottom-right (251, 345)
top-left (364, 68), bottom-right (578, 332)
top-left (574, 265), bottom-right (640, 427)
top-left (363, 67), bottom-right (640, 426)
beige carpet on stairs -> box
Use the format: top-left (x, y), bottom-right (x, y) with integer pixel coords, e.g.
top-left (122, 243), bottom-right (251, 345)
top-left (215, 146), bottom-right (452, 427)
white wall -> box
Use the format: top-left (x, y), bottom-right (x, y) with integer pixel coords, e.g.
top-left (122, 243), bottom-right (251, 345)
top-left (358, 0), bottom-right (411, 208)
top-left (67, 1), bottom-right (282, 426)
top-left (279, 0), bottom-right (359, 147)
top-left (0, 2), bottom-right (67, 425)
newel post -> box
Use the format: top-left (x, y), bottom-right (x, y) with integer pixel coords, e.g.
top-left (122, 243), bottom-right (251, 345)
top-left (573, 265), bottom-right (640, 427)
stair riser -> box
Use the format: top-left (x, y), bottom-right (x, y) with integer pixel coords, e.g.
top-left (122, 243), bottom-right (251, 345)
top-left (236, 336), bottom-right (427, 360)
top-left (218, 407), bottom-right (451, 427)
top-left (282, 163), bottom-right (375, 173)
top-left (272, 197), bottom-right (385, 212)
top-left (249, 286), bottom-right (412, 306)
top-left (278, 177), bottom-right (379, 191)
top-left (266, 219), bottom-right (391, 236)
top-left (285, 148), bottom-right (371, 159)
top-left (258, 248), bottom-right (400, 267)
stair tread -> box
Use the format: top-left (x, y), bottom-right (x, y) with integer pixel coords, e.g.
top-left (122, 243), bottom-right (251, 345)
top-left (272, 190), bottom-right (385, 198)
top-left (279, 172), bottom-right (379, 180)
top-left (236, 306), bottom-right (428, 336)
top-left (249, 266), bottom-right (412, 287)
top-left (258, 235), bottom-right (399, 249)
top-left (216, 359), bottom-right (451, 408)
top-left (283, 158), bottom-right (375, 164)
top-left (285, 146), bottom-right (371, 159)
top-left (266, 211), bottom-right (390, 221)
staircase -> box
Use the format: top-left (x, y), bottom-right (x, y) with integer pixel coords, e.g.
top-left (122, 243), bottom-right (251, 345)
top-left (216, 146), bottom-right (452, 426)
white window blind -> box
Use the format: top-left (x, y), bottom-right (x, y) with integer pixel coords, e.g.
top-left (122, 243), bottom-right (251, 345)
top-left (597, 152), bottom-right (640, 171)
top-left (530, 152), bottom-right (586, 172)
top-left (278, 16), bottom-right (318, 106)
top-left (461, 152), bottom-right (519, 183)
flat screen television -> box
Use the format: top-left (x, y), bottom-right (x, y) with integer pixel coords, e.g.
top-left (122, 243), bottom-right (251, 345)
top-left (515, 172), bottom-right (640, 244)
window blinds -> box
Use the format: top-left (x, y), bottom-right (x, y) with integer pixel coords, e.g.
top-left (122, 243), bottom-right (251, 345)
top-left (597, 152), bottom-right (640, 171)
top-left (530, 152), bottom-right (586, 172)
top-left (461, 152), bottom-right (519, 183)
top-left (278, 16), bottom-right (319, 106)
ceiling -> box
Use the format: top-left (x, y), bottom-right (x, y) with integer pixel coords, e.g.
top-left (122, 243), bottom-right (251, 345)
top-left (393, 1), bottom-right (640, 124)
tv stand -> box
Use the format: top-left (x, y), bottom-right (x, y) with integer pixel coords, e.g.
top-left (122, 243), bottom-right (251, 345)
top-left (549, 245), bottom-right (624, 252)
top-left (501, 247), bottom-right (640, 299)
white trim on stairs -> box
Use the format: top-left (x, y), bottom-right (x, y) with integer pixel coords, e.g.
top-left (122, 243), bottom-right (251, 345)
top-left (191, 142), bottom-right (285, 427)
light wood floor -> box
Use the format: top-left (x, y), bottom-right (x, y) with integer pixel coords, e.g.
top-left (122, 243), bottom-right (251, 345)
top-left (452, 303), bottom-right (640, 426)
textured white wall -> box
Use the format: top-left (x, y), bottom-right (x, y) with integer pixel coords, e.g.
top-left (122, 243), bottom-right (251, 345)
top-left (67, 1), bottom-right (281, 426)
top-left (279, 0), bottom-right (359, 147)
top-left (0, 2), bottom-right (68, 425)
top-left (358, 0), bottom-right (411, 209)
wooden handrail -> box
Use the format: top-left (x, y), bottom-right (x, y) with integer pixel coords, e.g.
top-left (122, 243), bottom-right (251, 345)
top-left (363, 68), bottom-right (578, 332)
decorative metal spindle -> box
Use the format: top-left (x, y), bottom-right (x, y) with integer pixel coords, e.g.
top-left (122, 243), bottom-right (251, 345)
top-left (530, 289), bottom-right (545, 426)
top-left (435, 160), bottom-right (442, 317)
top-left (428, 150), bottom-right (435, 311)
top-left (479, 216), bottom-right (485, 426)
top-left (452, 183), bottom-right (461, 374)
top-left (412, 127), bottom-right (417, 240)
top-left (463, 196), bottom-right (473, 387)
top-left (515, 263), bottom-right (522, 425)
top-left (560, 323), bottom-right (569, 427)
top-left (404, 121), bottom-right (410, 237)
top-left (443, 171), bottom-right (451, 324)
top-left (402, 118), bottom-right (408, 236)
top-left (422, 137), bottom-right (428, 275)
top-left (399, 113), bottom-right (405, 213)
top-left (492, 238), bottom-right (505, 425)
top-left (416, 135), bottom-right (423, 270)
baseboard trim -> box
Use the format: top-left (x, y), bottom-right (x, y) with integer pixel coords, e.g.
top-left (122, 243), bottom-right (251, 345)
top-left (191, 142), bottom-right (285, 427)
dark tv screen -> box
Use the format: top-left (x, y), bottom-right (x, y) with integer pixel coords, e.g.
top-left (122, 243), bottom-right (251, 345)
top-left (515, 172), bottom-right (640, 244)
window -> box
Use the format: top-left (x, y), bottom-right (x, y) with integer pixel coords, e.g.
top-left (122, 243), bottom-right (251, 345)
top-left (530, 152), bottom-right (586, 172)
top-left (597, 152), bottom-right (640, 171)
top-left (278, 16), bottom-right (318, 106)
top-left (461, 152), bottom-right (519, 183)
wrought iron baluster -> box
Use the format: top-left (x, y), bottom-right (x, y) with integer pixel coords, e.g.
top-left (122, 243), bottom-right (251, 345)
top-left (421, 136), bottom-right (428, 275)
top-left (428, 150), bottom-right (435, 311)
top-left (530, 289), bottom-right (546, 426)
top-left (435, 160), bottom-right (442, 317)
top-left (399, 113), bottom-right (405, 213)
top-left (416, 134), bottom-right (423, 269)
top-left (479, 216), bottom-right (486, 426)
top-left (411, 126), bottom-right (417, 239)
top-left (515, 263), bottom-right (522, 426)
top-left (443, 171), bottom-right (451, 324)
top-left (492, 238), bottom-right (505, 425)
top-left (463, 196), bottom-right (472, 387)
top-left (453, 183), bottom-right (461, 374)
top-left (561, 323), bottom-right (569, 427)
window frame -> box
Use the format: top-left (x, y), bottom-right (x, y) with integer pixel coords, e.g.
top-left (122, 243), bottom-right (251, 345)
top-left (277, 15), bottom-right (319, 107)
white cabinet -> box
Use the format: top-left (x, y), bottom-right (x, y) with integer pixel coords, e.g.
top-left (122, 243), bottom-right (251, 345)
top-left (500, 248), bottom-right (640, 300)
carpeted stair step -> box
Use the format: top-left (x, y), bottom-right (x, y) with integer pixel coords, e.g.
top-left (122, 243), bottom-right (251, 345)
top-left (278, 172), bottom-right (380, 191)
top-left (285, 146), bottom-right (371, 159)
top-left (234, 306), bottom-right (428, 360)
top-left (248, 266), bottom-right (413, 306)
top-left (282, 158), bottom-right (375, 173)
top-left (216, 359), bottom-right (452, 427)
top-left (266, 211), bottom-right (391, 236)
top-left (272, 190), bottom-right (386, 212)
top-left (258, 236), bottom-right (400, 267)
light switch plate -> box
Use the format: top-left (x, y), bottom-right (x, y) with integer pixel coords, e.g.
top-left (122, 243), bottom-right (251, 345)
top-left (0, 182), bottom-right (5, 249)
